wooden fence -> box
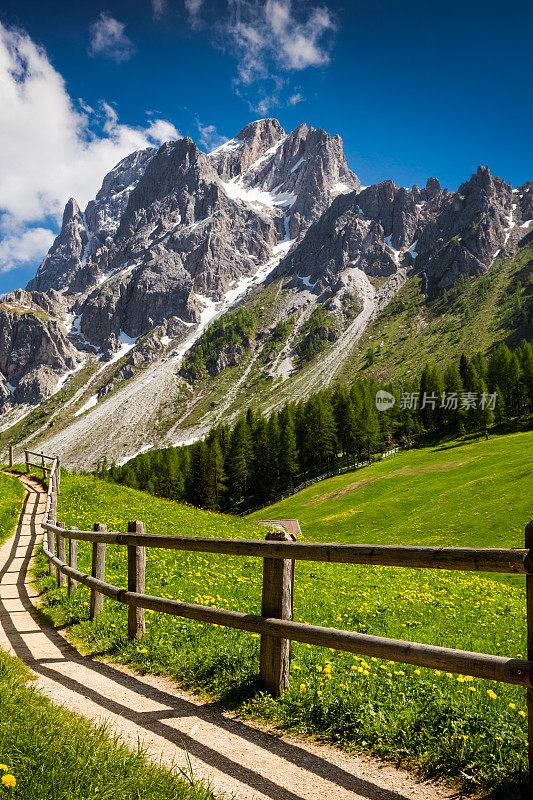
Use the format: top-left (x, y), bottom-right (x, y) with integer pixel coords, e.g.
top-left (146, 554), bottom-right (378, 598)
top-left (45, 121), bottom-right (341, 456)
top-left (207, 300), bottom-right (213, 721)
top-left (239, 447), bottom-right (400, 516)
top-left (36, 451), bottom-right (533, 773)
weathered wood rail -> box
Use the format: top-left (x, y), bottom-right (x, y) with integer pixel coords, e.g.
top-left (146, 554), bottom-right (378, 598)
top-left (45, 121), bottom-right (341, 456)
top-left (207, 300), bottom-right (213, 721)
top-left (35, 450), bottom-right (533, 774)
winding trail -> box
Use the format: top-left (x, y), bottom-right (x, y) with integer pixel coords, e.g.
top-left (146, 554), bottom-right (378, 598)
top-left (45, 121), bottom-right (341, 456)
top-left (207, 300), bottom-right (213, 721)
top-left (0, 475), bottom-right (456, 800)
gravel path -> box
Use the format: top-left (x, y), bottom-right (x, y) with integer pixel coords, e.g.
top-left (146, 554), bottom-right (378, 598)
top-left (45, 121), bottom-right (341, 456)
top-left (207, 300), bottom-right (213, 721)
top-left (0, 476), bottom-right (458, 800)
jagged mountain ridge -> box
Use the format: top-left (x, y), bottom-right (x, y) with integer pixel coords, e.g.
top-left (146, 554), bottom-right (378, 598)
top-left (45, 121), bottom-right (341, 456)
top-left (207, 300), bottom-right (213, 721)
top-left (0, 117), bottom-right (531, 464)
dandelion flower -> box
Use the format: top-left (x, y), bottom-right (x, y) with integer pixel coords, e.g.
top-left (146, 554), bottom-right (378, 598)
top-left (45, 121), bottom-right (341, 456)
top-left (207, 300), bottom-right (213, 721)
top-left (519, 710), bottom-right (526, 717)
top-left (1, 775), bottom-right (15, 789)
top-left (487, 690), bottom-right (498, 700)
top-left (300, 684), bottom-right (307, 693)
top-left (509, 703), bottom-right (516, 709)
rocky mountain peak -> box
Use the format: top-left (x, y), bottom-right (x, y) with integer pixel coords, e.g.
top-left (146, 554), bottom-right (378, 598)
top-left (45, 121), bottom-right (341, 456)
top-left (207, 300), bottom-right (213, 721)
top-left (26, 196), bottom-right (89, 293)
top-left (209, 118), bottom-right (285, 180)
top-left (84, 147), bottom-right (156, 245)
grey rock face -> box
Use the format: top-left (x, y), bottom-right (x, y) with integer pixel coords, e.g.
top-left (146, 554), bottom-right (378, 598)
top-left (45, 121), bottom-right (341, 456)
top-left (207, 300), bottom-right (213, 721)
top-left (229, 123), bottom-right (360, 238)
top-left (85, 147), bottom-right (156, 244)
top-left (278, 165), bottom-right (523, 294)
top-left (209, 118), bottom-right (285, 180)
top-left (0, 296), bottom-right (81, 405)
top-left (279, 191), bottom-right (397, 291)
top-left (416, 166), bottom-right (513, 289)
top-left (76, 137), bottom-right (279, 349)
top-left (208, 343), bottom-right (244, 377)
top-left (27, 199), bottom-right (89, 293)
top-left (518, 182), bottom-right (533, 221)
top-left (358, 181), bottom-right (419, 249)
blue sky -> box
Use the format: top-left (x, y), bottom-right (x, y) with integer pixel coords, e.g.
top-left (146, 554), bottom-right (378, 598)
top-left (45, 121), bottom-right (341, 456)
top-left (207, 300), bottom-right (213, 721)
top-left (0, 0), bottom-right (531, 294)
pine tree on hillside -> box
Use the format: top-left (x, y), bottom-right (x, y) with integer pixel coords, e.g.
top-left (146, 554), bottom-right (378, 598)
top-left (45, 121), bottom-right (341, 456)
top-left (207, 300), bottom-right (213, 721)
top-left (189, 440), bottom-right (211, 508)
top-left (208, 438), bottom-right (226, 510)
top-left (279, 406), bottom-right (299, 487)
top-left (226, 417), bottom-right (253, 506)
top-left (518, 340), bottom-right (533, 412)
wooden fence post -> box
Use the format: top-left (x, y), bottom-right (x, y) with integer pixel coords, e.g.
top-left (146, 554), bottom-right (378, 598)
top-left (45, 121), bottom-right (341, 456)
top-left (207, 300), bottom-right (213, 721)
top-left (25, 450), bottom-right (30, 474)
top-left (68, 527), bottom-right (78, 596)
top-left (56, 457), bottom-right (61, 495)
top-left (56, 520), bottom-right (66, 587)
top-left (526, 521), bottom-right (533, 780)
top-left (8, 445), bottom-right (13, 468)
top-left (259, 529), bottom-right (295, 696)
top-left (127, 521), bottom-right (146, 639)
top-left (90, 523), bottom-right (107, 619)
top-left (48, 498), bottom-right (57, 577)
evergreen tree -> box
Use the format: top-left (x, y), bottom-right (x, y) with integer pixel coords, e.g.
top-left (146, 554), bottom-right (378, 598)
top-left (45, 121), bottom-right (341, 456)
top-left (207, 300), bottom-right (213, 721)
top-left (208, 438), bottom-right (226, 510)
top-left (189, 440), bottom-right (211, 508)
top-left (279, 406), bottom-right (299, 487)
top-left (226, 417), bottom-right (253, 506)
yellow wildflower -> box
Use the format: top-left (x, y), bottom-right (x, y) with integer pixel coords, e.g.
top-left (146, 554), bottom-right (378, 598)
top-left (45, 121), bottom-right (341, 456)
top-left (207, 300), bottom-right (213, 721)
top-left (300, 684), bottom-right (307, 693)
top-left (1, 775), bottom-right (15, 789)
top-left (519, 710), bottom-right (526, 717)
top-left (487, 690), bottom-right (498, 700)
top-left (509, 703), bottom-right (516, 709)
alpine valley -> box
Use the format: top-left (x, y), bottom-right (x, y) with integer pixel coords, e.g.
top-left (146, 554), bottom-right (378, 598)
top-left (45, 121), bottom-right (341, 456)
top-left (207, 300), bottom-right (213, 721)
top-left (1, 118), bottom-right (531, 467)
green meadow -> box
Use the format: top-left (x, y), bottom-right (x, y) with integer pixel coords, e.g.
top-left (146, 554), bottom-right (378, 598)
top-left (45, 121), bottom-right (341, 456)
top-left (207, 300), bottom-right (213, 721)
top-left (0, 471), bottom-right (24, 546)
top-left (33, 430), bottom-right (533, 797)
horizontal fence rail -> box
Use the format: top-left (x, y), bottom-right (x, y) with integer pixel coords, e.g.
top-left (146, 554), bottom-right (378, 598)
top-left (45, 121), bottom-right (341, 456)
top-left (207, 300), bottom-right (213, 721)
top-left (240, 447), bottom-right (401, 516)
top-left (29, 446), bottom-right (533, 774)
top-left (38, 544), bottom-right (533, 688)
top-left (41, 524), bottom-right (532, 574)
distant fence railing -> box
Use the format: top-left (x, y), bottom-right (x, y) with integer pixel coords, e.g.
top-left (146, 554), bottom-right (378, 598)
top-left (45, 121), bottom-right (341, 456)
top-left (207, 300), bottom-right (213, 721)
top-left (36, 448), bottom-right (533, 774)
top-left (240, 447), bottom-right (401, 516)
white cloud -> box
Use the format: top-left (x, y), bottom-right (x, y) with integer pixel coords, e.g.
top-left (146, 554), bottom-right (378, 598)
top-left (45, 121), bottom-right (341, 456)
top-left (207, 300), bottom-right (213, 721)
top-left (0, 23), bottom-right (180, 274)
top-left (288, 92), bottom-right (304, 105)
top-left (151, 0), bottom-right (167, 19)
top-left (88, 13), bottom-right (136, 63)
top-left (225, 0), bottom-right (334, 111)
top-left (0, 222), bottom-right (55, 275)
top-left (185, 0), bottom-right (204, 28)
top-left (197, 122), bottom-right (229, 151)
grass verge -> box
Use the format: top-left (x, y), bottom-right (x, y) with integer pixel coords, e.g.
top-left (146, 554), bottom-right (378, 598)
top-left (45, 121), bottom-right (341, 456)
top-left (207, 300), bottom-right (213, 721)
top-left (0, 649), bottom-right (216, 800)
top-left (0, 472), bottom-right (24, 546)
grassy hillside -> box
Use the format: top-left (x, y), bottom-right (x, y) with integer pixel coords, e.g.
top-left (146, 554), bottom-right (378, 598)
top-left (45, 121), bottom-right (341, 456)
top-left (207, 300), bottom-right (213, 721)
top-left (338, 237), bottom-right (533, 383)
top-left (0, 472), bottom-right (24, 546)
top-left (249, 430), bottom-right (533, 583)
top-left (34, 431), bottom-right (533, 796)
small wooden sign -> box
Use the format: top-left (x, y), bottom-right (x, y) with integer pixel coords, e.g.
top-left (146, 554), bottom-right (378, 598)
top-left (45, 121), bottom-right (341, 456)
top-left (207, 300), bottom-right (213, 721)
top-left (257, 519), bottom-right (302, 538)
